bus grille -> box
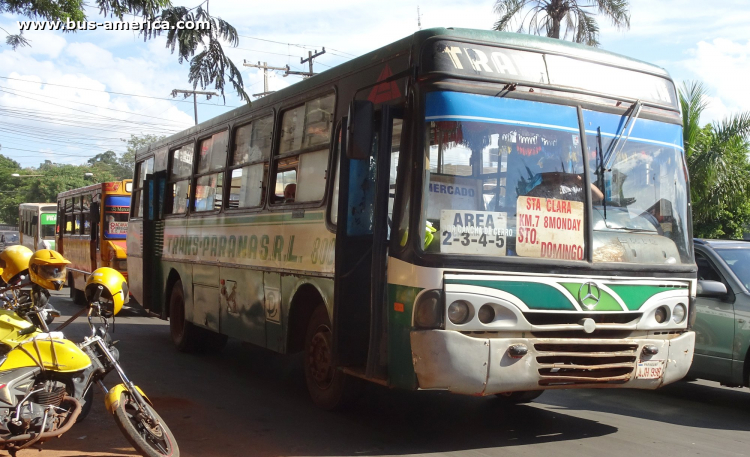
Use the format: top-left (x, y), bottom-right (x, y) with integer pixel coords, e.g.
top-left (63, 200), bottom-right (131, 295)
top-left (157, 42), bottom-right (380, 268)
top-left (534, 342), bottom-right (638, 386)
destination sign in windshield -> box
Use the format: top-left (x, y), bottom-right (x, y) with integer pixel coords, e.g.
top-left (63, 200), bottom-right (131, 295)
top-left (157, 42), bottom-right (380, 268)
top-left (424, 40), bottom-right (677, 109)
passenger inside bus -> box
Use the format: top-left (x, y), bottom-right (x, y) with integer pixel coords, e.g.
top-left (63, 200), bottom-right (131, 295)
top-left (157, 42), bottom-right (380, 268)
top-left (283, 184), bottom-right (296, 203)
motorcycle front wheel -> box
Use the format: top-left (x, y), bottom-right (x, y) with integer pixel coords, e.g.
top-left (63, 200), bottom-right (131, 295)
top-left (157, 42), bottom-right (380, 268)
top-left (112, 391), bottom-right (179, 457)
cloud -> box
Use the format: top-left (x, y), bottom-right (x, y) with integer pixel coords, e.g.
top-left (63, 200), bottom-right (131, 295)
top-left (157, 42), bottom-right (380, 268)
top-left (679, 38), bottom-right (750, 123)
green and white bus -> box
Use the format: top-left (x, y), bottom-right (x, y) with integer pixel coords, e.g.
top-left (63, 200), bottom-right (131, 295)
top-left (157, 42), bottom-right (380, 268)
top-left (19, 203), bottom-right (57, 251)
top-left (127, 28), bottom-right (696, 408)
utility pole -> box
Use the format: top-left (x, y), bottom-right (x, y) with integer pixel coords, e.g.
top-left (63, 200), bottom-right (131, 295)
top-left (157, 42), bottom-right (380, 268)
top-left (285, 48), bottom-right (326, 78)
top-left (417, 6), bottom-right (422, 30)
top-left (171, 89), bottom-right (219, 125)
top-left (243, 61), bottom-right (287, 98)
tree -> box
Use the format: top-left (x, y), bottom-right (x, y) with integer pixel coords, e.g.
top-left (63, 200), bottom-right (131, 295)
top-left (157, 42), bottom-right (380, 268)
top-left (1, 0), bottom-right (249, 102)
top-left (493, 0), bottom-right (630, 47)
top-left (679, 81), bottom-right (750, 239)
top-left (0, 155), bottom-right (24, 225)
top-left (120, 134), bottom-right (166, 175)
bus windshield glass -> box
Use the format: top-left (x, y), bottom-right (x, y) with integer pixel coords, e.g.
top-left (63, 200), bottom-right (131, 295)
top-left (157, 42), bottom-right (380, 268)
top-left (40, 213), bottom-right (56, 239)
top-left (420, 91), bottom-right (690, 265)
top-left (584, 109), bottom-right (691, 264)
top-left (104, 195), bottom-right (130, 239)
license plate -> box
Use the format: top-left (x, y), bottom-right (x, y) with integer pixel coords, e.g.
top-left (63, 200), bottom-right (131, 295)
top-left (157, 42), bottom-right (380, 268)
top-left (636, 360), bottom-right (664, 379)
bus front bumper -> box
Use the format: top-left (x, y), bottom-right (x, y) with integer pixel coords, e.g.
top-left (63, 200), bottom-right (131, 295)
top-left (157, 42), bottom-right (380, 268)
top-left (410, 330), bottom-right (695, 395)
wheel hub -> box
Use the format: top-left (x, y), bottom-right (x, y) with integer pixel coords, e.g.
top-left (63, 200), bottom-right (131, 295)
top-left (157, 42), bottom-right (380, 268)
top-left (308, 325), bottom-right (333, 388)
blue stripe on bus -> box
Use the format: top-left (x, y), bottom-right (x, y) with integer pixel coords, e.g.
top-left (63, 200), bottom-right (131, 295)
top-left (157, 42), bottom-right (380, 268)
top-left (582, 109), bottom-right (683, 150)
top-left (105, 195), bottom-right (131, 207)
top-left (106, 234), bottom-right (127, 240)
top-left (425, 91), bottom-right (580, 133)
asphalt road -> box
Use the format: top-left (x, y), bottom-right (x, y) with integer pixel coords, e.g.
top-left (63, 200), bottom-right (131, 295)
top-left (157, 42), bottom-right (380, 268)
top-left (29, 290), bottom-right (750, 457)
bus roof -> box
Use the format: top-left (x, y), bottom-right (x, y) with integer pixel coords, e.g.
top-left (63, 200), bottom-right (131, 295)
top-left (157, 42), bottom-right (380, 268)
top-left (57, 180), bottom-right (132, 200)
top-left (19, 203), bottom-right (56, 209)
top-left (134, 27), bottom-right (673, 159)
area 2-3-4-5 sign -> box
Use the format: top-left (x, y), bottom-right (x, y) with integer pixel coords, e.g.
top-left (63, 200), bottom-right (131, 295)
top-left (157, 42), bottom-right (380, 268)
top-left (440, 209), bottom-right (511, 256)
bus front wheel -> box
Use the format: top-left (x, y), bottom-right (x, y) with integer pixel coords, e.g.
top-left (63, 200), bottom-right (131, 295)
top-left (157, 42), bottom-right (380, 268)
top-left (495, 390), bottom-right (544, 404)
top-left (303, 305), bottom-right (363, 410)
top-left (169, 279), bottom-right (201, 353)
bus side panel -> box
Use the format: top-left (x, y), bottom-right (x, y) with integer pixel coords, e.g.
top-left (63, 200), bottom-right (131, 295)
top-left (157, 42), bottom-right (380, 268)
top-left (219, 266), bottom-right (265, 347)
top-left (126, 219), bottom-right (144, 305)
top-left (65, 237), bottom-right (95, 288)
top-left (192, 263), bottom-right (220, 332)
top-left (387, 282), bottom-right (421, 390)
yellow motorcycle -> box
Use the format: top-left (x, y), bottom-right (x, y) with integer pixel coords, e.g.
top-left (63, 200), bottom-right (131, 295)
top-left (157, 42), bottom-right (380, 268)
top-left (0, 253), bottom-right (179, 456)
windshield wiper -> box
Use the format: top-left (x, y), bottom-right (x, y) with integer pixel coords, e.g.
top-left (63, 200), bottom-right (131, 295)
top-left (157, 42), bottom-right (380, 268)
top-left (602, 99), bottom-right (643, 170)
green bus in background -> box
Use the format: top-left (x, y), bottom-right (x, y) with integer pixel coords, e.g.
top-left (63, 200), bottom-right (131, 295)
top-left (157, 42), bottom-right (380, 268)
top-left (128, 27), bottom-right (697, 410)
top-left (19, 203), bottom-right (57, 251)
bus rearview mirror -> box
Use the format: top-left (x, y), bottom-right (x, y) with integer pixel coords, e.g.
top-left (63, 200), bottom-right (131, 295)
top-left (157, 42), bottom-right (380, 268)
top-left (346, 100), bottom-right (374, 160)
top-left (31, 215), bottom-right (38, 226)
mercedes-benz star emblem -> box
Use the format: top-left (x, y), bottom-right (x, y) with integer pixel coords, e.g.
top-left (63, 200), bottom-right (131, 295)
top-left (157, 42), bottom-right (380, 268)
top-left (578, 282), bottom-right (601, 310)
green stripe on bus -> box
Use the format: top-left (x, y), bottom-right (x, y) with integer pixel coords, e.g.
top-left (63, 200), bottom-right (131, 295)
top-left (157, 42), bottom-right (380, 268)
top-left (558, 282), bottom-right (622, 311)
top-left (604, 284), bottom-right (684, 311)
top-left (445, 279), bottom-right (576, 311)
top-left (388, 284), bottom-right (421, 390)
top-left (165, 211), bottom-right (326, 227)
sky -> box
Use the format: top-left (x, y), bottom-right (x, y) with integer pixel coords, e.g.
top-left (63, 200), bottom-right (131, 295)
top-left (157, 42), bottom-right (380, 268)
top-left (0, 0), bottom-right (748, 168)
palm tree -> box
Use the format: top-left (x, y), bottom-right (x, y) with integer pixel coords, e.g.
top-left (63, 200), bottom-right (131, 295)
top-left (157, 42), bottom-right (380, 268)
top-left (679, 81), bottom-right (750, 239)
top-left (493, 0), bottom-right (630, 47)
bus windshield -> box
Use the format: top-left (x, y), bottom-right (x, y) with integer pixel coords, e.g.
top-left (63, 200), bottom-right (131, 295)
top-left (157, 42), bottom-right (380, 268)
top-left (420, 91), bottom-right (690, 265)
top-left (585, 109), bottom-right (691, 264)
top-left (104, 195), bottom-right (130, 239)
top-left (40, 213), bottom-right (56, 239)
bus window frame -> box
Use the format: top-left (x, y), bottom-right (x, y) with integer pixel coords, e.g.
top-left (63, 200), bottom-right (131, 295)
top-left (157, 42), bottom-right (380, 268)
top-left (192, 128), bottom-right (229, 214)
top-left (269, 89), bottom-right (337, 211)
top-left (132, 155), bottom-right (155, 219)
top-left (226, 111), bottom-right (275, 213)
top-left (166, 140), bottom-right (196, 217)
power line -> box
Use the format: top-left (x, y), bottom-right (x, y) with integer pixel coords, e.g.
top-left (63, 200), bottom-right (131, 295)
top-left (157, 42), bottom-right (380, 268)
top-left (0, 86), bottom-right (189, 130)
top-left (237, 34), bottom-right (357, 58)
top-left (0, 76), bottom-right (240, 108)
top-left (0, 146), bottom-right (109, 159)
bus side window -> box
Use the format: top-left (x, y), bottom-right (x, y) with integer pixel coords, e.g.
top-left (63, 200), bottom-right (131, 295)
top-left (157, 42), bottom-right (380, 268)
top-left (273, 93), bottom-right (334, 205)
top-left (167, 144), bottom-right (193, 215)
top-left (229, 115), bottom-right (272, 209)
top-left (193, 130), bottom-right (228, 212)
top-left (133, 156), bottom-right (155, 218)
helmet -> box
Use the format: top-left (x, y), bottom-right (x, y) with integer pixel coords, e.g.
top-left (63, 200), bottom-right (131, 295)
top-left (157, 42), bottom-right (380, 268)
top-left (29, 249), bottom-right (70, 291)
top-left (0, 245), bottom-right (33, 284)
top-left (85, 268), bottom-right (128, 316)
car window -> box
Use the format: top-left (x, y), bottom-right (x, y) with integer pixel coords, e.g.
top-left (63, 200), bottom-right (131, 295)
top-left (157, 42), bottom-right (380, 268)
top-left (696, 252), bottom-right (723, 283)
top-left (715, 248), bottom-right (750, 290)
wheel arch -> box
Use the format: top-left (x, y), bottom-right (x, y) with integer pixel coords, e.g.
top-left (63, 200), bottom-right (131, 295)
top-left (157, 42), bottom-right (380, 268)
top-left (286, 281), bottom-right (328, 354)
top-left (164, 268), bottom-right (182, 319)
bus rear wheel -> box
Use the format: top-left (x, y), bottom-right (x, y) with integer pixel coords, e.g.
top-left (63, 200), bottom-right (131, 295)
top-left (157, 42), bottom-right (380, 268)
top-left (495, 390), bottom-right (544, 404)
top-left (169, 280), bottom-right (201, 353)
top-left (303, 305), bottom-right (362, 410)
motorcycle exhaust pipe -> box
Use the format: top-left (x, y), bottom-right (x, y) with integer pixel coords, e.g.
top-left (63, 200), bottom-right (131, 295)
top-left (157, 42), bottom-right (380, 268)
top-left (1, 396), bottom-right (81, 448)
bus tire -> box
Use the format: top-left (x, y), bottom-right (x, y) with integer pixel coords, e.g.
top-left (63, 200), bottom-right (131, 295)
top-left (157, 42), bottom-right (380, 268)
top-left (304, 305), bottom-right (363, 410)
top-left (495, 390), bottom-right (544, 404)
top-left (168, 280), bottom-right (201, 353)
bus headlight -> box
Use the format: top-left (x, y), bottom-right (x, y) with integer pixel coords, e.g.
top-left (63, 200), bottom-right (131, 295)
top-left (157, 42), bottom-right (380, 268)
top-left (414, 290), bottom-right (444, 329)
top-left (672, 303), bottom-right (687, 324)
top-left (654, 306), bottom-right (669, 324)
top-left (448, 300), bottom-right (472, 325)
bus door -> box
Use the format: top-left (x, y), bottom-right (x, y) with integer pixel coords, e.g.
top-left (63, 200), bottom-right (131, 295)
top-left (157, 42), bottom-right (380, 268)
top-left (334, 101), bottom-right (403, 380)
top-left (142, 171), bottom-right (167, 314)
